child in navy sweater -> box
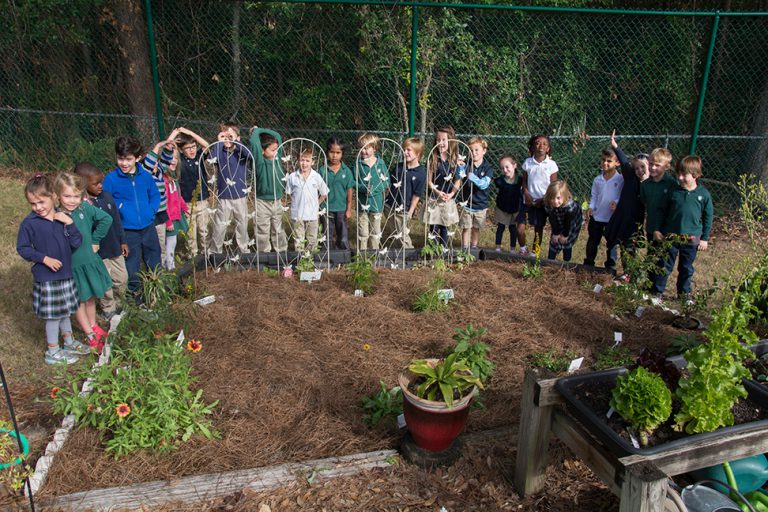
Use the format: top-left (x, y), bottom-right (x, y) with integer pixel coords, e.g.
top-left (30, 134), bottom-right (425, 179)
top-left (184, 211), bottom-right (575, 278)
top-left (494, 154), bottom-right (522, 253)
top-left (458, 137), bottom-right (493, 250)
top-left (544, 181), bottom-right (583, 262)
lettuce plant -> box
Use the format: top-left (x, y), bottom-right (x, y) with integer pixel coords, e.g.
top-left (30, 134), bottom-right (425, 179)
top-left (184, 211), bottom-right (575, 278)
top-left (610, 367), bottom-right (672, 446)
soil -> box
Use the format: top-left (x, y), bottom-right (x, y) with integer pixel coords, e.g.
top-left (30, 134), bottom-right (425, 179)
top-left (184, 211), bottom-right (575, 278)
top-left (571, 376), bottom-right (767, 450)
top-left (32, 260), bottom-right (693, 508)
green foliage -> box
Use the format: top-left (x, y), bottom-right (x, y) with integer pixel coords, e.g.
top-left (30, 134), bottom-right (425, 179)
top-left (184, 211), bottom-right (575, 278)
top-left (522, 237), bottom-right (543, 279)
top-left (454, 248), bottom-right (476, 271)
top-left (610, 367), bottom-right (672, 446)
top-left (607, 282), bottom-right (643, 316)
top-left (527, 349), bottom-right (577, 373)
top-left (52, 331), bottom-right (218, 458)
top-left (666, 333), bottom-right (702, 357)
top-left (421, 240), bottom-right (448, 272)
top-left (361, 381), bottom-right (402, 427)
top-left (412, 274), bottom-right (449, 312)
top-left (0, 421), bottom-right (33, 492)
top-left (261, 266), bottom-right (280, 277)
top-left (408, 353), bottom-right (484, 408)
top-left (448, 324), bottom-right (494, 384)
top-left (296, 243), bottom-right (319, 274)
top-left (593, 346), bottom-right (634, 370)
top-left (347, 253), bottom-right (378, 295)
top-left (737, 174), bottom-right (768, 251)
top-left (139, 266), bottom-right (179, 311)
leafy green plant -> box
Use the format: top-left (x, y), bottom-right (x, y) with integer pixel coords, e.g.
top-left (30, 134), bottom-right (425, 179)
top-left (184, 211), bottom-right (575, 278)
top-left (261, 266), bottom-right (279, 277)
top-left (679, 281), bottom-right (719, 318)
top-left (454, 248), bottom-right (476, 271)
top-left (347, 253), bottom-right (378, 295)
top-left (412, 274), bottom-right (449, 312)
top-left (407, 353), bottom-right (484, 408)
top-left (361, 381), bottom-right (402, 426)
top-left (521, 240), bottom-right (543, 279)
top-left (607, 282), bottom-right (644, 316)
top-left (593, 346), bottom-right (634, 370)
top-left (448, 324), bottom-right (493, 383)
top-left (296, 243), bottom-right (318, 274)
top-left (737, 174), bottom-right (768, 251)
top-left (527, 349), bottom-right (577, 373)
top-left (52, 331), bottom-right (218, 458)
top-left (610, 367), bottom-right (672, 446)
top-left (666, 333), bottom-right (702, 356)
top-left (0, 420), bottom-right (33, 492)
top-left (139, 266), bottom-right (179, 310)
top-left (421, 239), bottom-right (447, 272)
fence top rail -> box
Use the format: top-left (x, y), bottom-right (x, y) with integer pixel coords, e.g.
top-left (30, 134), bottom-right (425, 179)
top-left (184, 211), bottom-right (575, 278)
top-left (265, 0), bottom-right (768, 17)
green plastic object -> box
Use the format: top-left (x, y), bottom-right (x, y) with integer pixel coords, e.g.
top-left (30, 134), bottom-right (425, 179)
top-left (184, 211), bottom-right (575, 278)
top-left (0, 428), bottom-right (29, 469)
top-left (690, 454), bottom-right (768, 494)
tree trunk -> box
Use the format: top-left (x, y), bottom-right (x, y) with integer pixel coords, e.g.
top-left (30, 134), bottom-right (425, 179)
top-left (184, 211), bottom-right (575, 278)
top-left (231, 2), bottom-right (242, 118)
top-left (114, 0), bottom-right (157, 142)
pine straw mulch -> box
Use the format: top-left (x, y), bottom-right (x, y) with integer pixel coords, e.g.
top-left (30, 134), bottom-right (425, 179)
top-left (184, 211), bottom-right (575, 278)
top-left (38, 259), bottom-right (684, 508)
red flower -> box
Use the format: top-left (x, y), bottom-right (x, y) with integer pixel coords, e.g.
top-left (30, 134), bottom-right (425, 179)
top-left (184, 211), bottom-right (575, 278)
top-left (50, 387), bottom-right (60, 399)
top-left (187, 339), bottom-right (202, 353)
top-left (116, 403), bottom-right (131, 418)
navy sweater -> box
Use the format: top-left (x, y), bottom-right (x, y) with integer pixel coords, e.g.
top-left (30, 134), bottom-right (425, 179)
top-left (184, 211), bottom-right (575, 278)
top-left (179, 148), bottom-right (211, 203)
top-left (459, 160), bottom-right (494, 210)
top-left (17, 212), bottom-right (83, 282)
top-left (89, 191), bottom-right (126, 259)
top-left (494, 176), bottom-right (522, 214)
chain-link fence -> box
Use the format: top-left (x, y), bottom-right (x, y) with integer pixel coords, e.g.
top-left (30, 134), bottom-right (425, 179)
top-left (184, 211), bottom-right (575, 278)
top-left (0, 1), bottom-right (766, 210)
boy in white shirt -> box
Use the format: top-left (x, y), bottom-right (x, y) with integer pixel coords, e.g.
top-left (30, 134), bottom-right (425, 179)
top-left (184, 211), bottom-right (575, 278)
top-left (286, 148), bottom-right (329, 251)
top-left (584, 147), bottom-right (624, 270)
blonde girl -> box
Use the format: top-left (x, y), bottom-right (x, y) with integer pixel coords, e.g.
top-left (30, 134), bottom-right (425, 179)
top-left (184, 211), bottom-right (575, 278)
top-left (54, 172), bottom-right (114, 352)
top-left (17, 174), bottom-right (87, 364)
top-left (424, 126), bottom-right (461, 247)
top-left (543, 180), bottom-right (583, 262)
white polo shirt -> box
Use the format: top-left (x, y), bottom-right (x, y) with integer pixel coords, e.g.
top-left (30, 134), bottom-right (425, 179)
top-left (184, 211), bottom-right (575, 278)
top-left (286, 170), bottom-right (329, 221)
top-left (522, 156), bottom-right (559, 200)
top-left (589, 171), bottom-right (624, 223)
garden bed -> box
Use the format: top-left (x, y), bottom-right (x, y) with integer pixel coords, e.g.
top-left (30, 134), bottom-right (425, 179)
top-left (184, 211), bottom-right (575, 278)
top-left (38, 260), bottom-right (686, 502)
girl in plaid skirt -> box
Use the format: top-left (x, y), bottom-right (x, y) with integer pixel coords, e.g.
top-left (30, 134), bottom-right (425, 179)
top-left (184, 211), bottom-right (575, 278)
top-left (17, 174), bottom-right (88, 364)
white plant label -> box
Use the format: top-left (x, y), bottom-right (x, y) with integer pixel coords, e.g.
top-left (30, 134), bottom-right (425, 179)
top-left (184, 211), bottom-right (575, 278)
top-left (300, 271), bottom-right (322, 282)
top-left (593, 284), bottom-right (603, 294)
top-left (354, 289), bottom-right (364, 297)
top-left (635, 306), bottom-right (645, 318)
top-left (629, 430), bottom-right (641, 449)
top-left (176, 330), bottom-right (185, 347)
top-left (194, 295), bottom-right (216, 306)
top-left (613, 332), bottom-right (623, 347)
top-left (567, 357), bottom-right (584, 373)
top-left (396, 414), bottom-right (406, 429)
top-left (606, 406), bottom-right (614, 419)
top-left (437, 288), bottom-right (454, 303)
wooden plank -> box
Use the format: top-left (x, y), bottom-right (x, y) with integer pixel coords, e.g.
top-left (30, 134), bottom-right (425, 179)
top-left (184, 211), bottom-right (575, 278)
top-left (514, 369), bottom-right (554, 496)
top-left (619, 470), bottom-right (667, 512)
top-left (44, 449), bottom-right (397, 511)
top-left (535, 375), bottom-right (565, 407)
top-left (551, 408), bottom-right (621, 495)
top-left (620, 426), bottom-right (768, 476)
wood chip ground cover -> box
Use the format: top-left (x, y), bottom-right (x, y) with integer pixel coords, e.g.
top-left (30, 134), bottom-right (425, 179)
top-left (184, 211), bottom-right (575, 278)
top-left (36, 260), bottom-right (689, 508)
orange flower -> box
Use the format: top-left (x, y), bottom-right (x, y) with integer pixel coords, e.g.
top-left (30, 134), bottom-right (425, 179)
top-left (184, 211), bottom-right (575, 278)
top-left (187, 339), bottom-right (202, 353)
top-left (116, 403), bottom-right (131, 418)
top-left (86, 403), bottom-right (94, 411)
top-left (50, 387), bottom-right (60, 399)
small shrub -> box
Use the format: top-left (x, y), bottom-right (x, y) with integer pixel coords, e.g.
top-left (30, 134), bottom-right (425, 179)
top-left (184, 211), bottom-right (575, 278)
top-left (448, 324), bottom-right (493, 383)
top-left (666, 333), bottom-right (702, 356)
top-left (593, 346), bottom-right (634, 370)
top-left (140, 266), bottom-right (179, 310)
top-left (454, 248), bottom-right (476, 270)
top-left (610, 367), bottom-right (672, 446)
top-left (361, 381), bottom-right (402, 426)
top-left (527, 349), bottom-right (577, 373)
top-left (412, 274), bottom-right (449, 312)
top-left (408, 353), bottom-right (483, 407)
top-left (347, 253), bottom-right (378, 295)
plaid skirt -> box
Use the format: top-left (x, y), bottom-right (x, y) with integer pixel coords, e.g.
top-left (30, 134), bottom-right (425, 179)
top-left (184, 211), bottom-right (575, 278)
top-left (32, 279), bottom-right (80, 320)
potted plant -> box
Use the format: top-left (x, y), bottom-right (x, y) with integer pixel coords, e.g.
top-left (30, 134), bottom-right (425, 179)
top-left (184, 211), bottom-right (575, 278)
top-left (398, 325), bottom-right (492, 453)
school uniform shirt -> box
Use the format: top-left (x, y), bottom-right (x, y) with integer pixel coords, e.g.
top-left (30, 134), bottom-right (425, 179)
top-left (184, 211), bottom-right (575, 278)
top-left (663, 184), bottom-right (713, 241)
top-left (210, 143), bottom-right (252, 200)
top-left (605, 146), bottom-right (644, 245)
top-left (320, 162), bottom-right (355, 213)
top-left (589, 171), bottom-right (624, 223)
top-left (387, 163), bottom-right (427, 210)
top-left (459, 160), bottom-right (493, 211)
top-left (250, 128), bottom-right (286, 201)
top-left (286, 170), bottom-right (330, 221)
top-left (522, 156), bottom-right (558, 201)
top-left (545, 199), bottom-right (583, 249)
top-left (640, 173), bottom-right (677, 235)
top-left (355, 157), bottom-right (390, 213)
top-left (494, 176), bottom-right (522, 214)
top-left (179, 148), bottom-right (211, 203)
top-left (432, 159), bottom-right (458, 195)
top-left (89, 190), bottom-right (126, 260)
top-left (17, 213), bottom-right (83, 282)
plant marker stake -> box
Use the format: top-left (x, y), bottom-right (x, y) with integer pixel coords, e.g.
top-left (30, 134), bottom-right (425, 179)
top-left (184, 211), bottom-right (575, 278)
top-left (396, 414), bottom-right (406, 429)
top-left (567, 357), bottom-right (584, 373)
top-left (354, 289), bottom-right (364, 297)
top-left (606, 406), bottom-right (614, 419)
top-left (0, 360), bottom-right (36, 511)
top-left (613, 332), bottom-right (623, 347)
top-left (635, 306), bottom-right (645, 318)
top-left (593, 284), bottom-right (603, 294)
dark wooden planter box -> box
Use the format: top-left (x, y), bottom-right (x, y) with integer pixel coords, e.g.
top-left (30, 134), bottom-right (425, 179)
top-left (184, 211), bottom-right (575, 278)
top-left (555, 367), bottom-right (768, 457)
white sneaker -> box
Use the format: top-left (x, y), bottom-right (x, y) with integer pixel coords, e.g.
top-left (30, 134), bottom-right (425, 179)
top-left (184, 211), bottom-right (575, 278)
top-left (63, 340), bottom-right (91, 355)
top-left (650, 294), bottom-right (664, 306)
top-left (519, 247), bottom-right (530, 256)
top-left (495, 246), bottom-right (502, 252)
top-left (45, 349), bottom-right (80, 365)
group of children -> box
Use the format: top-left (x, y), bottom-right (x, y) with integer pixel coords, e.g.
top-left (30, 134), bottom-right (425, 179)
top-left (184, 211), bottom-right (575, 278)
top-left (17, 124), bottom-right (712, 364)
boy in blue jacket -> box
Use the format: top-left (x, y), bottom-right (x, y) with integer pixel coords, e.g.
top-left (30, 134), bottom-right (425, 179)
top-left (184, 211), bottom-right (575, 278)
top-left (102, 136), bottom-right (161, 294)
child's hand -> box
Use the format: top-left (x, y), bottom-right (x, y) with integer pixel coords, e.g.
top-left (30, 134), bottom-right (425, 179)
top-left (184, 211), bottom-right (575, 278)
top-left (121, 244), bottom-right (129, 257)
top-left (92, 244), bottom-right (100, 253)
top-left (345, 208), bottom-right (352, 220)
top-left (610, 128), bottom-right (618, 149)
top-left (609, 201), bottom-right (617, 211)
top-left (698, 240), bottom-right (709, 251)
top-left (653, 230), bottom-right (663, 241)
top-left (523, 190), bottom-right (533, 206)
top-left (586, 208), bottom-right (593, 221)
top-left (53, 211), bottom-right (72, 225)
top-left (43, 256), bottom-right (62, 272)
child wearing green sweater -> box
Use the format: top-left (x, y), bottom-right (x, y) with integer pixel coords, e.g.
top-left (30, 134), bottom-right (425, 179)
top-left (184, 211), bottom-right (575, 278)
top-left (250, 126), bottom-right (288, 252)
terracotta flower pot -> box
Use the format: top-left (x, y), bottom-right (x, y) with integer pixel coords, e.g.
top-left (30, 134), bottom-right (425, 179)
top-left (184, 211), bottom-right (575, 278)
top-left (398, 365), bottom-right (477, 453)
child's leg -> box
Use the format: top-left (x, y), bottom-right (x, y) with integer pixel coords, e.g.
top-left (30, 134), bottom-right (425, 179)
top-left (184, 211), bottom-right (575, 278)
top-left (437, 225), bottom-right (448, 247)
top-left (197, 202), bottom-right (211, 256)
top-left (124, 230), bottom-right (141, 293)
top-left (336, 212), bottom-right (350, 250)
top-left (165, 234), bottom-right (178, 270)
top-left (293, 219), bottom-right (307, 250)
top-left (271, 201), bottom-right (288, 252)
top-left (75, 302), bottom-right (95, 336)
top-left (233, 196), bottom-right (250, 253)
top-left (517, 223), bottom-right (527, 249)
top-left (45, 319), bottom-right (61, 351)
top-left (605, 240), bottom-right (618, 270)
top-left (210, 201), bottom-right (230, 253)
top-left (255, 199), bottom-right (272, 252)
top-left (547, 245), bottom-right (558, 260)
top-left (396, 214), bottom-right (413, 249)
top-left (141, 224), bottom-right (162, 273)
top-left (508, 224), bottom-right (518, 250)
top-left (533, 222), bottom-right (545, 250)
top-left (306, 220), bottom-right (319, 251)
top-left (357, 212), bottom-right (370, 250)
top-left (370, 213), bottom-right (382, 250)
top-left (651, 243), bottom-right (679, 295)
top-left (584, 219), bottom-right (601, 266)
top-left (155, 223), bottom-right (167, 265)
top-left (675, 241), bottom-right (697, 295)
top-left (563, 247), bottom-right (573, 262)
top-left (470, 228), bottom-right (480, 248)
top-left (495, 223), bottom-right (505, 247)
top-left (85, 298), bottom-right (97, 328)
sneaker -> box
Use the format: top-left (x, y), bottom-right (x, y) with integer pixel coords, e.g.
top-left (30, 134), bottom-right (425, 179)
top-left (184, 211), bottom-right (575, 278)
top-left (519, 247), bottom-right (530, 257)
top-left (495, 246), bottom-right (502, 252)
top-left (63, 340), bottom-right (91, 356)
top-left (45, 349), bottom-right (80, 365)
top-left (650, 294), bottom-right (664, 306)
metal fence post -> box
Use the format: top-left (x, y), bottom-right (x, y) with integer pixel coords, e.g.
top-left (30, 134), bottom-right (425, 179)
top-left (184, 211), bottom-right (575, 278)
top-left (144, 0), bottom-right (165, 139)
top-left (408, 2), bottom-right (419, 137)
top-left (690, 12), bottom-right (721, 155)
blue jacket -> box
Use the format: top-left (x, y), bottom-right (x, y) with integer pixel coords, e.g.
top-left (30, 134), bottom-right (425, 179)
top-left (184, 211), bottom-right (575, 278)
top-left (102, 164), bottom-right (160, 230)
